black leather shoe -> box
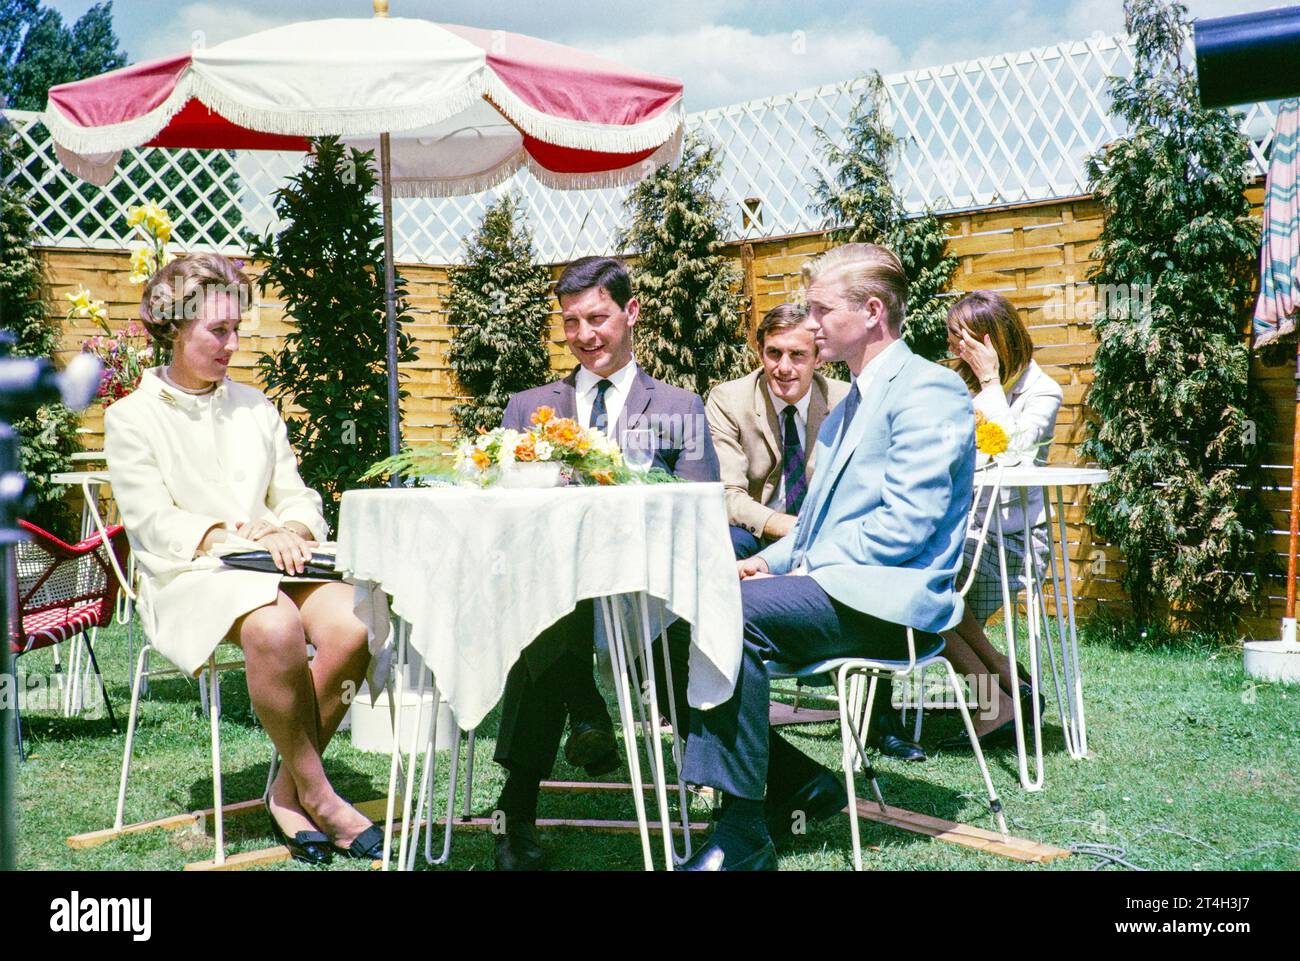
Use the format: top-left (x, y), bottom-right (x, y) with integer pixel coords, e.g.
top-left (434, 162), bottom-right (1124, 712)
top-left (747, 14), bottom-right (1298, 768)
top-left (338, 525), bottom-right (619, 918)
top-left (494, 823), bottom-right (546, 871)
top-left (869, 712), bottom-right (927, 762)
top-left (564, 718), bottom-right (617, 769)
top-left (681, 835), bottom-right (777, 871)
top-left (265, 800), bottom-right (333, 866)
top-left (1019, 681), bottom-right (1046, 715)
top-left (765, 769), bottom-right (847, 848)
top-left (333, 823), bottom-right (385, 861)
top-left (937, 717), bottom-right (1017, 752)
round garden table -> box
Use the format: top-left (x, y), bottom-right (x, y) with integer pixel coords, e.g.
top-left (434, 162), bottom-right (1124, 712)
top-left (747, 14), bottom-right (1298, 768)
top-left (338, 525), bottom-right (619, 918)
top-left (336, 481), bottom-right (743, 870)
top-left (980, 464), bottom-right (1109, 790)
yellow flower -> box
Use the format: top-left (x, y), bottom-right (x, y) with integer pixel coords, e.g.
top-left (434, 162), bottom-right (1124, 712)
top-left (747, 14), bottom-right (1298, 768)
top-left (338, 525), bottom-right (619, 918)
top-left (530, 406), bottom-right (555, 426)
top-left (591, 469), bottom-right (614, 486)
top-left (976, 421), bottom-right (1009, 457)
top-left (126, 205), bottom-right (147, 228)
top-left (471, 449), bottom-right (492, 471)
top-left (129, 246), bottom-right (157, 284)
top-left (88, 301), bottom-right (108, 326)
top-left (66, 288), bottom-right (92, 315)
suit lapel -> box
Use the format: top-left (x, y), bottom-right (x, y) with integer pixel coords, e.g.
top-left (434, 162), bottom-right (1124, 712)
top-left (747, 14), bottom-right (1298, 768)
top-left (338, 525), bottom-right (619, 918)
top-left (754, 373), bottom-right (781, 465)
top-left (805, 374), bottom-right (831, 474)
top-left (555, 370), bottom-right (580, 421)
top-left (799, 342), bottom-right (913, 544)
top-left (615, 366), bottom-right (654, 437)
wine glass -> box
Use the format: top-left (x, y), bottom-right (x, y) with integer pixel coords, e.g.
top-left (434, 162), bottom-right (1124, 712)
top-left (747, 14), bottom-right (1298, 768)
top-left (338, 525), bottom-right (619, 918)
top-left (621, 427), bottom-right (655, 473)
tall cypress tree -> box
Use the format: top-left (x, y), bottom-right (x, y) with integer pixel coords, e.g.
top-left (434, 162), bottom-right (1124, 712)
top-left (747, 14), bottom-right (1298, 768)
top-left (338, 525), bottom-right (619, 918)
top-left (620, 132), bottom-right (751, 398)
top-left (812, 71), bottom-right (957, 361)
top-left (1083, 0), bottom-right (1272, 634)
top-left (446, 193), bottom-right (551, 436)
top-left (246, 137), bottom-right (416, 531)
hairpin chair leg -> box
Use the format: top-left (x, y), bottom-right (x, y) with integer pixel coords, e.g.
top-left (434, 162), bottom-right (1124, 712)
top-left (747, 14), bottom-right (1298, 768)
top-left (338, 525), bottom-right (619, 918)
top-left (82, 636), bottom-right (118, 733)
top-left (647, 601), bottom-right (693, 862)
top-left (115, 644), bottom-right (153, 831)
top-left (941, 656), bottom-right (1007, 836)
top-left (630, 594), bottom-right (680, 869)
top-left (396, 648), bottom-right (429, 872)
top-left (836, 665), bottom-right (886, 872)
top-left (13, 652), bottom-right (26, 762)
top-left (381, 620), bottom-right (409, 872)
top-left (208, 653), bottom-right (225, 866)
top-left (598, 595), bottom-right (655, 871)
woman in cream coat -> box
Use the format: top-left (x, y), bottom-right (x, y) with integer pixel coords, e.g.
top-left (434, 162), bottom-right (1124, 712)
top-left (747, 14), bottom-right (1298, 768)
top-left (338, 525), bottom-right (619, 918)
top-left (104, 253), bottom-right (383, 863)
top-left (937, 290), bottom-right (1063, 749)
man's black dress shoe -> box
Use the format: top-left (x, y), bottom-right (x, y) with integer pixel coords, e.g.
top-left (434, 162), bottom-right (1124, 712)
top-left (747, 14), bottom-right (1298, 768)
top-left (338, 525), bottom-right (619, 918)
top-left (265, 800), bottom-right (333, 866)
top-left (765, 769), bottom-right (848, 848)
top-left (565, 718), bottom-right (616, 766)
top-left (936, 717), bottom-right (1017, 752)
top-left (565, 717), bottom-right (620, 776)
top-left (494, 822), bottom-right (547, 871)
top-left (869, 712), bottom-right (927, 762)
top-left (333, 823), bottom-right (385, 861)
top-left (680, 835), bottom-right (777, 871)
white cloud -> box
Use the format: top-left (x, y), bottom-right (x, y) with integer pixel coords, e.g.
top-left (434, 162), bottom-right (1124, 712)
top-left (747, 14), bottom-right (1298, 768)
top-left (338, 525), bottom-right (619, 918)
top-left (133, 4), bottom-right (294, 61)
top-left (587, 23), bottom-right (902, 110)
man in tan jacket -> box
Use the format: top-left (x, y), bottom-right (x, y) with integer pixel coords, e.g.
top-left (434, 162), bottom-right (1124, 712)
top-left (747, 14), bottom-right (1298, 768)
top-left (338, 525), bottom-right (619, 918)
top-left (706, 303), bottom-right (849, 560)
top-left (705, 301), bottom-right (925, 763)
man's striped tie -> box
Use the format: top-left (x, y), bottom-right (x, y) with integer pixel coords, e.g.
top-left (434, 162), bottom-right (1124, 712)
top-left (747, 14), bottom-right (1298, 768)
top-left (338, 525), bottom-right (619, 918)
top-left (782, 405), bottom-right (807, 515)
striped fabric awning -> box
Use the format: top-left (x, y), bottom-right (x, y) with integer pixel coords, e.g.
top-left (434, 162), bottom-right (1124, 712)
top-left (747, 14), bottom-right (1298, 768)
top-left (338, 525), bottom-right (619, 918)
top-left (1254, 98), bottom-right (1300, 349)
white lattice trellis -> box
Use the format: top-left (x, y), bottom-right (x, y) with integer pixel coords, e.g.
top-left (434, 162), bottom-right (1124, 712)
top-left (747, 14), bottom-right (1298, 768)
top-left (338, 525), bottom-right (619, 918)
top-left (1, 31), bottom-right (1281, 265)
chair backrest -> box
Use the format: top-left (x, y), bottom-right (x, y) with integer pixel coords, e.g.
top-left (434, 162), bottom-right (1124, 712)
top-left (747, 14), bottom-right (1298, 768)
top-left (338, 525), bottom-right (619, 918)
top-left (958, 464), bottom-right (1004, 599)
top-left (10, 520), bottom-right (130, 650)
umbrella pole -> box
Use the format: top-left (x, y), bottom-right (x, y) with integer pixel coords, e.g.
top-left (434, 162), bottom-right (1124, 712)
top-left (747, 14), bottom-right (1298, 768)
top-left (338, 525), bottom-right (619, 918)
top-left (380, 130), bottom-right (402, 482)
top-left (1286, 335), bottom-right (1300, 645)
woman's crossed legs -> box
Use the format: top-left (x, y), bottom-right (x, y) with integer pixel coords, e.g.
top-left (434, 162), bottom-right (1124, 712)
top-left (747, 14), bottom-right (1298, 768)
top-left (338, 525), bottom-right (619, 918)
top-left (232, 580), bottom-right (372, 846)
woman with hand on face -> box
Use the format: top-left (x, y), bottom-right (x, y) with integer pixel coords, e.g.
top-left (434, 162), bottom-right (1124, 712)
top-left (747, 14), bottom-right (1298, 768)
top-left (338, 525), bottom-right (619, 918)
top-left (938, 290), bottom-right (1063, 749)
top-left (104, 253), bottom-right (384, 864)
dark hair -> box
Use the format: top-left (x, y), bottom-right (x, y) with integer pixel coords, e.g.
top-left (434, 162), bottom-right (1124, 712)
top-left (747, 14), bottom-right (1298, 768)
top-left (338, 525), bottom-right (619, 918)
top-left (946, 290), bottom-right (1034, 393)
top-left (756, 302), bottom-right (809, 348)
top-left (555, 256), bottom-right (633, 308)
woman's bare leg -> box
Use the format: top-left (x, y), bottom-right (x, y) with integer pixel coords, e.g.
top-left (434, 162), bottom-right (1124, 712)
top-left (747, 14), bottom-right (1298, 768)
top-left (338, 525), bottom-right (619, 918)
top-left (236, 592), bottom-right (333, 838)
top-left (268, 581), bottom-right (373, 846)
top-left (942, 606), bottom-right (1017, 736)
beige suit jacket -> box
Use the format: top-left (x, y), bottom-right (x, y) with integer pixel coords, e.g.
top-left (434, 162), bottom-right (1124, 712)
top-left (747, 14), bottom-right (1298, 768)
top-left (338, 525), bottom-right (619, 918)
top-left (705, 368), bottom-right (850, 538)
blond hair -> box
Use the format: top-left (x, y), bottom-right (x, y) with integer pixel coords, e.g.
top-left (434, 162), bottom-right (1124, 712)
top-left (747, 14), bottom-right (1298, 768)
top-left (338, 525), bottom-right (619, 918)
top-left (801, 243), bottom-right (908, 331)
top-left (946, 291), bottom-right (1034, 393)
top-left (139, 253), bottom-right (250, 347)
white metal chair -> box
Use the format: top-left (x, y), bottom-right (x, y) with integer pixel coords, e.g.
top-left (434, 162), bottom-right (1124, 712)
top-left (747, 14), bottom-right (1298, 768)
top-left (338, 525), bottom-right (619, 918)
top-left (767, 625), bottom-right (1008, 871)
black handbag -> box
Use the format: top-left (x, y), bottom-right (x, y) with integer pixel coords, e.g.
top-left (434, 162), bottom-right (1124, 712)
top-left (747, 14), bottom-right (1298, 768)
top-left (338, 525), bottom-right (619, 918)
top-left (219, 550), bottom-right (343, 580)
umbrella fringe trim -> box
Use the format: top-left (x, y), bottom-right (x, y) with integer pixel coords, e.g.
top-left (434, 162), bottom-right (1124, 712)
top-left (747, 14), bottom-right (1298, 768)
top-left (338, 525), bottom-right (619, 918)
top-left (40, 70), bottom-right (492, 154)
top-left (481, 73), bottom-right (683, 154)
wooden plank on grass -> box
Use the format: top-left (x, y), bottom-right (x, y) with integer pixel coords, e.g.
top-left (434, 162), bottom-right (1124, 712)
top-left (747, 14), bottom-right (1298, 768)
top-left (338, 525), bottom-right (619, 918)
top-left (852, 799), bottom-right (1070, 863)
top-left (67, 797), bottom-right (266, 849)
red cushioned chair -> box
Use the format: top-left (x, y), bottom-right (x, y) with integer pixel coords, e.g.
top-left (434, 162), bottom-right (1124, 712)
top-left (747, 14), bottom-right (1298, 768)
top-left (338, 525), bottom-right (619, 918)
top-left (9, 519), bottom-right (126, 759)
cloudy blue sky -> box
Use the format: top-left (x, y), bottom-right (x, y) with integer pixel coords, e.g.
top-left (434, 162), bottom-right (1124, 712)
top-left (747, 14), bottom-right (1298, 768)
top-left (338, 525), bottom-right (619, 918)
top-left (42, 0), bottom-right (1292, 109)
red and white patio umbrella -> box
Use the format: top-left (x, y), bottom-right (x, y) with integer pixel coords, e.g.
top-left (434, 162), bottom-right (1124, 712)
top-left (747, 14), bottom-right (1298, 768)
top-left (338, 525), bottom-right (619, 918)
top-left (39, 2), bottom-right (684, 456)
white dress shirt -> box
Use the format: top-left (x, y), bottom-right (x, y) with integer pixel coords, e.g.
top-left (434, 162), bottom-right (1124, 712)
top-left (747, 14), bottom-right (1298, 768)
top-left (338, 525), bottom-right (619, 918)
top-left (765, 383), bottom-right (812, 511)
top-left (575, 359), bottom-right (638, 437)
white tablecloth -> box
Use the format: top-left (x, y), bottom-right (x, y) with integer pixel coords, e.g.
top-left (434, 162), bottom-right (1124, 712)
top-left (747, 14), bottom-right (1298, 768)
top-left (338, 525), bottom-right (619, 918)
top-left (336, 483), bottom-right (743, 730)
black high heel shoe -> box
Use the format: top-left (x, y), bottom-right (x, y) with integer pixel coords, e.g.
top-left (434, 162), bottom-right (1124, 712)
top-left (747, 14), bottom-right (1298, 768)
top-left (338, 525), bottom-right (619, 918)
top-left (332, 822), bottom-right (386, 861)
top-left (265, 799), bottom-right (334, 865)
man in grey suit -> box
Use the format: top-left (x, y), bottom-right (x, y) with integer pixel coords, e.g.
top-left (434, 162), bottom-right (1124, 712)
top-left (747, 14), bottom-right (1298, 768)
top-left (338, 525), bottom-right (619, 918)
top-left (681, 244), bottom-right (976, 870)
top-left (492, 256), bottom-right (720, 870)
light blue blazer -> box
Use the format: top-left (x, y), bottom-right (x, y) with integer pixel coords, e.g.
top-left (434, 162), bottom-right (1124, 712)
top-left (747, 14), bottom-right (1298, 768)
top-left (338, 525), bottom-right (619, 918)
top-left (757, 340), bottom-right (975, 634)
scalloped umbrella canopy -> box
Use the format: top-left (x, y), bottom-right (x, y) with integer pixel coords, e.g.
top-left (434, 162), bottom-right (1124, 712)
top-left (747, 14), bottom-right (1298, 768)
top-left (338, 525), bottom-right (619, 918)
top-left (40, 16), bottom-right (685, 457)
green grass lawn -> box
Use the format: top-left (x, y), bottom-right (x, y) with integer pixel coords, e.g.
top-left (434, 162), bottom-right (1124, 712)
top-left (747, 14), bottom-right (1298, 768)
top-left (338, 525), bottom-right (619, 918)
top-left (12, 617), bottom-right (1300, 871)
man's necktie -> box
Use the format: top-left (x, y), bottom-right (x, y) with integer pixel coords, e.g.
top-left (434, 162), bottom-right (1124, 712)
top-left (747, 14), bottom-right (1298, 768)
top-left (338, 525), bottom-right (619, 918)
top-left (839, 381), bottom-right (862, 439)
top-left (782, 405), bottom-right (807, 514)
top-left (589, 379), bottom-right (613, 434)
